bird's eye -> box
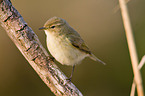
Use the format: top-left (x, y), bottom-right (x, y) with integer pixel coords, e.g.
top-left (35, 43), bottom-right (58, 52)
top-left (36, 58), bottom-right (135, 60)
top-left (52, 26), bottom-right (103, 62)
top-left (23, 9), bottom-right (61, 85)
top-left (50, 26), bottom-right (55, 29)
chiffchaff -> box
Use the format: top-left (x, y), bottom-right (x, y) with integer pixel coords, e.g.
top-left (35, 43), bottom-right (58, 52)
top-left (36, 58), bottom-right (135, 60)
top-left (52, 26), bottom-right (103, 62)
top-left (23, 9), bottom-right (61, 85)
top-left (39, 16), bottom-right (105, 81)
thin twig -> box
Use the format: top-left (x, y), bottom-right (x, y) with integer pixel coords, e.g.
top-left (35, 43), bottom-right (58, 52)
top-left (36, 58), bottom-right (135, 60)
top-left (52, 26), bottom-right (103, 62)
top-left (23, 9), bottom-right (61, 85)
top-left (138, 56), bottom-right (145, 70)
top-left (0, 0), bottom-right (83, 96)
top-left (119, 0), bottom-right (144, 96)
top-left (130, 56), bottom-right (145, 96)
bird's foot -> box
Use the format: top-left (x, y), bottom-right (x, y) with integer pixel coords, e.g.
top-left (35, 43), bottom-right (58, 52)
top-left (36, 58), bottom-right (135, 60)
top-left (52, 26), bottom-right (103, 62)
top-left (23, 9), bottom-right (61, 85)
top-left (66, 74), bottom-right (73, 82)
top-left (47, 56), bottom-right (55, 61)
top-left (66, 77), bottom-right (72, 82)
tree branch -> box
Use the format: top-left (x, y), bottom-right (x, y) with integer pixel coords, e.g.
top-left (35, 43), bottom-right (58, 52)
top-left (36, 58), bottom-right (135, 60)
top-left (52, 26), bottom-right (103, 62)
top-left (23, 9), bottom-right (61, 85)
top-left (0, 0), bottom-right (83, 96)
top-left (119, 0), bottom-right (144, 96)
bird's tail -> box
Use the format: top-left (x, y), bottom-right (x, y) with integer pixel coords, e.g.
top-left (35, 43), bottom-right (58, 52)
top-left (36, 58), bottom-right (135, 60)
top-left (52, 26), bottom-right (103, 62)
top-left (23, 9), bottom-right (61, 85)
top-left (89, 53), bottom-right (106, 65)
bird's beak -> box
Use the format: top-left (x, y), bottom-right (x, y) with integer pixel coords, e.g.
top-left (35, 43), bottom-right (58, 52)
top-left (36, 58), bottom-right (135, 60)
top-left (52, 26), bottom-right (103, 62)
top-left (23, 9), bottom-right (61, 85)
top-left (39, 27), bottom-right (47, 30)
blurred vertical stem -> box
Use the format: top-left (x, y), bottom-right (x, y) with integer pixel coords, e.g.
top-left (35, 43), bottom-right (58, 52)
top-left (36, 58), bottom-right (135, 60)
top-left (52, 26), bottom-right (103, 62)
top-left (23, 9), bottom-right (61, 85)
top-left (119, 0), bottom-right (144, 96)
top-left (131, 56), bottom-right (145, 96)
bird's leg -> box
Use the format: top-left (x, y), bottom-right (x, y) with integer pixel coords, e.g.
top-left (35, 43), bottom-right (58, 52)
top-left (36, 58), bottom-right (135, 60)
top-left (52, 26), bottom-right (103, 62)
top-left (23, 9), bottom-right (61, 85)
top-left (67, 65), bottom-right (75, 82)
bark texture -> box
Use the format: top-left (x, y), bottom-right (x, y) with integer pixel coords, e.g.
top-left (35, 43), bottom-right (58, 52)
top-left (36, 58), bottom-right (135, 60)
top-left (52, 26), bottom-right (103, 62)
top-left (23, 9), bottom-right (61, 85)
top-left (0, 0), bottom-right (83, 96)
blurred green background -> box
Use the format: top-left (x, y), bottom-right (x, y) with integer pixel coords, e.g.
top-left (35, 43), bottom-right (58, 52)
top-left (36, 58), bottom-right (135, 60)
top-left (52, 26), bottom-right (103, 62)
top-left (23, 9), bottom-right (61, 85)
top-left (0, 0), bottom-right (145, 96)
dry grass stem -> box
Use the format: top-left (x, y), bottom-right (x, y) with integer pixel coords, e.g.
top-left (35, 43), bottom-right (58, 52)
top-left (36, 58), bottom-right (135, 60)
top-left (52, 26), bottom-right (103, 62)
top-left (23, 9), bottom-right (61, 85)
top-left (114, 0), bottom-right (130, 13)
top-left (130, 56), bottom-right (145, 96)
top-left (119, 0), bottom-right (144, 96)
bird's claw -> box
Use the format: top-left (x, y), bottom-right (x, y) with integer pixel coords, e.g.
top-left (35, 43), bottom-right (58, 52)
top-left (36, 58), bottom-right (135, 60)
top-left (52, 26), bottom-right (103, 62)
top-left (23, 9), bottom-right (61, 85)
top-left (66, 77), bottom-right (72, 82)
top-left (48, 56), bottom-right (55, 61)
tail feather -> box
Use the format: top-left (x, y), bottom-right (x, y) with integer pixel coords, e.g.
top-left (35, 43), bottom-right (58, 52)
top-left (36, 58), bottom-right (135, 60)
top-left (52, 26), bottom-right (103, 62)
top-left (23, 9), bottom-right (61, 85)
top-left (89, 54), bottom-right (106, 65)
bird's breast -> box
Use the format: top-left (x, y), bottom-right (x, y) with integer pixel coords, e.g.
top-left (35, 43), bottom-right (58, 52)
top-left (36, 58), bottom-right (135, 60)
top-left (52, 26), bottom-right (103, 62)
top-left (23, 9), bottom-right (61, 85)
top-left (45, 31), bottom-right (88, 66)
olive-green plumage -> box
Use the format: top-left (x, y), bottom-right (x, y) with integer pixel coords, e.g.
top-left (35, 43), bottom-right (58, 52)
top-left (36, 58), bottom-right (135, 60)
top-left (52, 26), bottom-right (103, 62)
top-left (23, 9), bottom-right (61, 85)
top-left (39, 16), bottom-right (105, 80)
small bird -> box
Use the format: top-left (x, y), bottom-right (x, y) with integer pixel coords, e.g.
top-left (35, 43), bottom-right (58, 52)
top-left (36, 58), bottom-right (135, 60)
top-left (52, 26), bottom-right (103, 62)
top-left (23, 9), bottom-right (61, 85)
top-left (39, 16), bottom-right (105, 81)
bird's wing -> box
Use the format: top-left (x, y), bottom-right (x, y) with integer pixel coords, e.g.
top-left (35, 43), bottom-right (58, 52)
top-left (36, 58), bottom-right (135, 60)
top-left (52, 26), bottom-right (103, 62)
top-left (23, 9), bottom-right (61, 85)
top-left (67, 35), bottom-right (91, 54)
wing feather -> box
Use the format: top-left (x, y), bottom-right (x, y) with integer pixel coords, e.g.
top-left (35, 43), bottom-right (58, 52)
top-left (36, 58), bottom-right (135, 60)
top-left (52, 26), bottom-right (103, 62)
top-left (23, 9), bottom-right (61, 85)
top-left (68, 35), bottom-right (91, 54)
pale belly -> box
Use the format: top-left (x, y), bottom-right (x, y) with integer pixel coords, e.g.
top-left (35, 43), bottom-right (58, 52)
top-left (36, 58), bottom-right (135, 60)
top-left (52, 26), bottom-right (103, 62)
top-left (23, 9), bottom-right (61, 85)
top-left (46, 34), bottom-right (88, 66)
